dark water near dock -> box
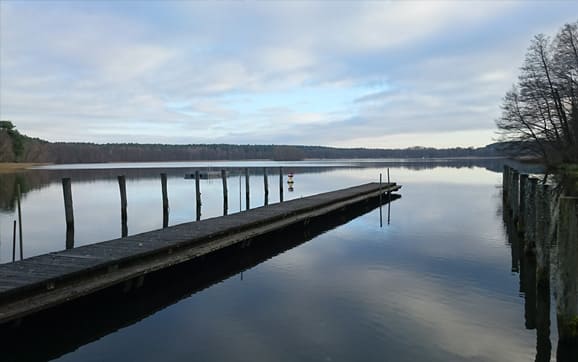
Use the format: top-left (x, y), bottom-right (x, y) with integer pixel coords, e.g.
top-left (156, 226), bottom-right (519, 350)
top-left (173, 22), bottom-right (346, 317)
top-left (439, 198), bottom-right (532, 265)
top-left (0, 159), bottom-right (575, 361)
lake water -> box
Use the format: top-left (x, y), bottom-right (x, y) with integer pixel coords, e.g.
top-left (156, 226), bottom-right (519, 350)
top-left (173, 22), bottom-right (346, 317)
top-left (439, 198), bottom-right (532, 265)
top-left (0, 159), bottom-right (573, 361)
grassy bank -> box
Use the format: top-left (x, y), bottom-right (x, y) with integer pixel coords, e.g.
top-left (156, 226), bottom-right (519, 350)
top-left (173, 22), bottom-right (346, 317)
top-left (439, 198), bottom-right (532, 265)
top-left (0, 163), bottom-right (49, 173)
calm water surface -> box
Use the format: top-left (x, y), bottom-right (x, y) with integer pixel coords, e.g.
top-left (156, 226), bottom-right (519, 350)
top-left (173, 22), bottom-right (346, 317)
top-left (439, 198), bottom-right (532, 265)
top-left (0, 159), bottom-right (564, 361)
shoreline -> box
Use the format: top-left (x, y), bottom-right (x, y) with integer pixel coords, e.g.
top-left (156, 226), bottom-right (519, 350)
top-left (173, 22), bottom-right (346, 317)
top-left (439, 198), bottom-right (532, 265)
top-left (0, 162), bottom-right (51, 173)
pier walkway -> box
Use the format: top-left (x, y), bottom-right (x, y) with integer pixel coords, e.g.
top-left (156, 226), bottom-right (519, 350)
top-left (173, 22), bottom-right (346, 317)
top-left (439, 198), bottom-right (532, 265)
top-left (0, 182), bottom-right (400, 324)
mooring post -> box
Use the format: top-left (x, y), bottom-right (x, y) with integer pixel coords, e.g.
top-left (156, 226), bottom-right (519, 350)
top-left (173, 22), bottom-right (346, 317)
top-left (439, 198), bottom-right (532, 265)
top-left (379, 173), bottom-right (383, 228)
top-left (222, 169), bottom-right (228, 215)
top-left (535, 183), bottom-right (550, 290)
top-left (556, 196), bottom-right (578, 344)
top-left (62, 178), bottom-right (74, 249)
top-left (379, 173), bottom-right (383, 203)
top-left (161, 173), bottom-right (169, 228)
top-left (245, 168), bottom-right (250, 210)
top-left (527, 177), bottom-right (538, 245)
top-left (279, 167), bottom-right (284, 202)
top-left (195, 170), bottom-right (201, 221)
top-left (16, 184), bottom-right (23, 259)
top-left (12, 220), bottom-right (16, 262)
top-left (264, 167), bottom-right (269, 206)
top-left (519, 174), bottom-right (529, 233)
top-left (511, 171), bottom-right (519, 222)
top-left (502, 165), bottom-right (509, 200)
top-left (118, 175), bottom-right (128, 237)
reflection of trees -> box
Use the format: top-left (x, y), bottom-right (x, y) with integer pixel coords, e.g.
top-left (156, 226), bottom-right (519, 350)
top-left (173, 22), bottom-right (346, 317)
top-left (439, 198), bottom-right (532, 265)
top-left (501, 168), bottom-right (578, 361)
top-left (0, 159), bottom-right (509, 211)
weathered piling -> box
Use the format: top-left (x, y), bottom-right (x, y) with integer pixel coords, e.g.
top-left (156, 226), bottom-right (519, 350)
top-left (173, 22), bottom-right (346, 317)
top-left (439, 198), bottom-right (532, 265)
top-left (264, 167), bottom-right (269, 206)
top-left (62, 178), bottom-right (74, 249)
top-left (503, 165), bottom-right (510, 199)
top-left (12, 220), bottom-right (16, 262)
top-left (556, 196), bottom-right (578, 342)
top-left (195, 170), bottom-right (201, 221)
top-left (279, 167), bottom-right (284, 202)
top-left (16, 184), bottom-right (23, 260)
top-left (221, 169), bottom-right (228, 215)
top-left (526, 178), bottom-right (538, 247)
top-left (161, 173), bottom-right (169, 228)
top-left (535, 183), bottom-right (552, 361)
top-left (519, 174), bottom-right (529, 232)
top-left (511, 171), bottom-right (519, 221)
top-left (245, 168), bottom-right (250, 210)
top-left (118, 176), bottom-right (128, 238)
top-left (379, 173), bottom-right (383, 228)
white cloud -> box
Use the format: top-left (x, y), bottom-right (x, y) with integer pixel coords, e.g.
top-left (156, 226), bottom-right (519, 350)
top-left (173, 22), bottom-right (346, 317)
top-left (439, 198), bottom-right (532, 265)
top-left (1, 1), bottom-right (577, 146)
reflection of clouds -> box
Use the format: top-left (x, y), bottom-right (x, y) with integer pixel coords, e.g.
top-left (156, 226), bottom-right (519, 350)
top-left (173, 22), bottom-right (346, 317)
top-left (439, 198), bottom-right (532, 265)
top-left (48, 165), bottom-right (537, 361)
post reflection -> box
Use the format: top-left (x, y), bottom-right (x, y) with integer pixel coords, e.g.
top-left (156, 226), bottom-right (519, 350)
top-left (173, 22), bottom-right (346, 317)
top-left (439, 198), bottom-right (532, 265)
top-left (502, 166), bottom-right (578, 361)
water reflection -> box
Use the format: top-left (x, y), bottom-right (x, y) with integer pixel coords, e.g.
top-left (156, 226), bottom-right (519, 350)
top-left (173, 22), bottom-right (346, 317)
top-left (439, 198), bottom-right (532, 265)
top-left (0, 160), bottom-right (559, 361)
top-left (502, 167), bottom-right (578, 361)
top-left (0, 194), bottom-right (400, 362)
top-left (0, 159), bottom-right (510, 264)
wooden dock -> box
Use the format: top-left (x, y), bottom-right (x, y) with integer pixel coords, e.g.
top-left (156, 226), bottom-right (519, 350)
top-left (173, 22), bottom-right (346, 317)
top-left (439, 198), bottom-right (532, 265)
top-left (0, 182), bottom-right (401, 324)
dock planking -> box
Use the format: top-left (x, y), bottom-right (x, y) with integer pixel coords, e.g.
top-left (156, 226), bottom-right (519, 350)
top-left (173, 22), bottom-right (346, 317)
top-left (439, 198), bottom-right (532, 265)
top-left (0, 182), bottom-right (401, 324)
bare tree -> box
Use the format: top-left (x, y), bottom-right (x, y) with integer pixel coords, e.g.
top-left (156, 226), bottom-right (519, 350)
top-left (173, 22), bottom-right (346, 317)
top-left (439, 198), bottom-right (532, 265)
top-left (497, 21), bottom-right (578, 164)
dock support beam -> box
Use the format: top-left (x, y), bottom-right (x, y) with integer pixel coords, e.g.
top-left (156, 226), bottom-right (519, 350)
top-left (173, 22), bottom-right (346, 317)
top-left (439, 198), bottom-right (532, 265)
top-left (118, 176), bottom-right (128, 237)
top-left (195, 170), bottom-right (201, 221)
top-left (222, 169), bottom-right (228, 216)
top-left (264, 167), bottom-right (269, 206)
top-left (245, 168), bottom-right (250, 210)
top-left (279, 167), bottom-right (284, 202)
top-left (161, 173), bottom-right (169, 228)
top-left (12, 220), bottom-right (16, 262)
top-left (16, 184), bottom-right (23, 259)
top-left (62, 178), bottom-right (74, 249)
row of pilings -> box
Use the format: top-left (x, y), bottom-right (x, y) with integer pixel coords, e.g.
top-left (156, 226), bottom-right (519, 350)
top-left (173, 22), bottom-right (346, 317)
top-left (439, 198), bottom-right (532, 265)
top-left (502, 165), bottom-right (578, 361)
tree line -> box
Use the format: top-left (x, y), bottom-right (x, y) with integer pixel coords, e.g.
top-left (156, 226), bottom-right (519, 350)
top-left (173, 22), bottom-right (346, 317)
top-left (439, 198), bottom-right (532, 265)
top-left (496, 21), bottom-right (578, 165)
top-left (0, 124), bottom-right (504, 164)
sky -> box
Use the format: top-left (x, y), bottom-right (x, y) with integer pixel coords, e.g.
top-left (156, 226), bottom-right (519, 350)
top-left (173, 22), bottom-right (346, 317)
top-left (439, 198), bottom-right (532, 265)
top-left (1, 1), bottom-right (577, 148)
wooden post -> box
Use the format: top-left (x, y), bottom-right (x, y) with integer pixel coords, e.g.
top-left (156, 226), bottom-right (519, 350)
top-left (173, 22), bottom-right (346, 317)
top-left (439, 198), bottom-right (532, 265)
top-left (502, 165), bottom-right (509, 199)
top-left (195, 170), bottom-right (201, 221)
top-left (519, 174), bottom-right (529, 232)
top-left (245, 168), bottom-right (250, 210)
top-left (264, 167), bottom-right (269, 206)
top-left (161, 173), bottom-right (169, 228)
top-left (527, 178), bottom-right (538, 244)
top-left (118, 176), bottom-right (128, 237)
top-left (556, 196), bottom-right (578, 343)
top-left (222, 169), bottom-right (228, 216)
top-left (62, 178), bottom-right (74, 249)
top-left (535, 184), bottom-right (550, 290)
top-left (387, 168), bottom-right (390, 185)
top-left (534, 183), bottom-right (553, 360)
top-left (379, 173), bottom-right (383, 228)
top-left (379, 173), bottom-right (383, 204)
top-left (279, 167), bottom-right (284, 202)
top-left (511, 171), bottom-right (519, 222)
top-left (12, 220), bottom-right (16, 262)
top-left (16, 184), bottom-right (23, 259)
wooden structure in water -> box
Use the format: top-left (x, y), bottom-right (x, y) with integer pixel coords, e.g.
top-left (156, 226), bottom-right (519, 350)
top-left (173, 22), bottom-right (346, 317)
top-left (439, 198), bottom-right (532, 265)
top-left (0, 182), bottom-right (401, 325)
top-left (502, 165), bottom-right (578, 355)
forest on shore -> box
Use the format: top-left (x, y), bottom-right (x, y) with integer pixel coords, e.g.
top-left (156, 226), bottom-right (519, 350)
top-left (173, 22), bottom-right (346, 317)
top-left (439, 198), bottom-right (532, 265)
top-left (1, 121), bottom-right (505, 164)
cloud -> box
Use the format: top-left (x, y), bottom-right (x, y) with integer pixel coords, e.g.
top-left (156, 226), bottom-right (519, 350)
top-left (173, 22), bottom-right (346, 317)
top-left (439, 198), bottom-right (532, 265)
top-left (1, 1), bottom-right (577, 146)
